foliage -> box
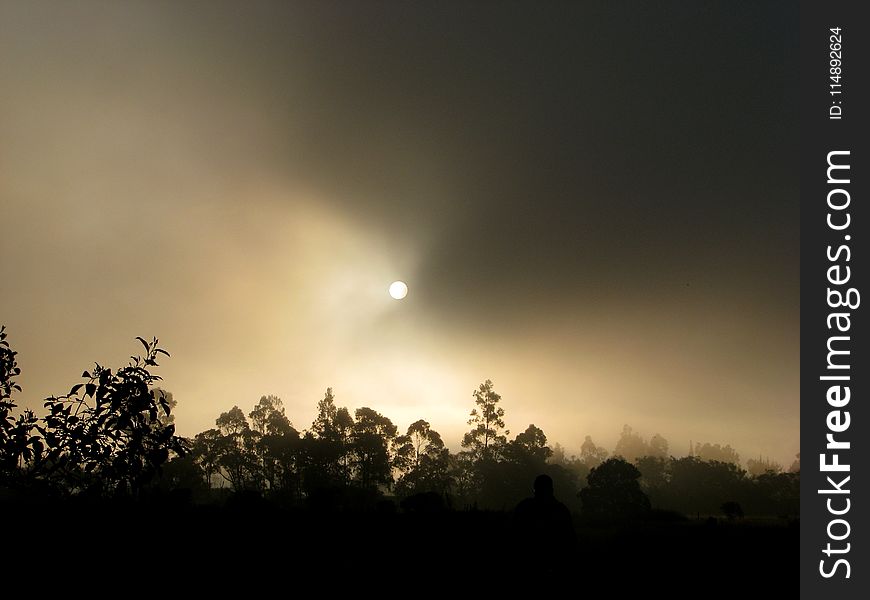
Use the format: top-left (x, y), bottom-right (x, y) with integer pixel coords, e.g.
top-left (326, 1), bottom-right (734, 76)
top-left (350, 406), bottom-right (398, 489)
top-left (579, 435), bottom-right (608, 469)
top-left (691, 441), bottom-right (740, 465)
top-left (579, 458), bottom-right (651, 518)
top-left (36, 336), bottom-right (188, 496)
top-left (461, 379), bottom-right (508, 461)
top-left (2, 327), bottom-right (801, 517)
top-left (613, 425), bottom-right (649, 462)
top-left (0, 326), bottom-right (40, 482)
top-left (1, 329), bottom-right (186, 496)
top-left (395, 420), bottom-right (450, 498)
top-left (746, 456), bottom-right (783, 477)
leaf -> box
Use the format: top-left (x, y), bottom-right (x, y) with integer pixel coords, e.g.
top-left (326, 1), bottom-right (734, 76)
top-left (69, 384), bottom-right (84, 395)
top-left (135, 336), bottom-right (149, 352)
top-left (85, 383), bottom-right (97, 398)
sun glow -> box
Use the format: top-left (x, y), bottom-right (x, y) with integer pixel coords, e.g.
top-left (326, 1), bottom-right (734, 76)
top-left (389, 281), bottom-right (408, 300)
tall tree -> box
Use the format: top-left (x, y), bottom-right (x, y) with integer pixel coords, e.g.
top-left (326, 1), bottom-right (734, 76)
top-left (216, 406), bottom-right (249, 437)
top-left (614, 425), bottom-right (649, 462)
top-left (214, 406), bottom-right (259, 490)
top-left (249, 395), bottom-right (289, 435)
top-left (461, 379), bottom-right (508, 461)
top-left (191, 428), bottom-right (222, 489)
top-left (648, 433), bottom-right (669, 458)
top-left (301, 388), bottom-right (353, 490)
top-left (395, 420), bottom-right (450, 497)
top-left (579, 435), bottom-right (608, 469)
top-left (350, 407), bottom-right (397, 489)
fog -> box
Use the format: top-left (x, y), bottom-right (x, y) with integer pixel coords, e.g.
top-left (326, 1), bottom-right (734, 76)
top-left (0, 1), bottom-right (798, 465)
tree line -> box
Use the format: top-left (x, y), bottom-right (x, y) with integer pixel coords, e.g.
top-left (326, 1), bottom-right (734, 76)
top-left (0, 328), bottom-right (798, 518)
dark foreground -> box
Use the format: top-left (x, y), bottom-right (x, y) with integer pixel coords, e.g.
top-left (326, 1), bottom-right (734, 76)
top-left (4, 494), bottom-right (796, 594)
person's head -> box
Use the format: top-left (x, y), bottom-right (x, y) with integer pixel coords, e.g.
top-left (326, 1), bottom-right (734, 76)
top-left (533, 474), bottom-right (554, 499)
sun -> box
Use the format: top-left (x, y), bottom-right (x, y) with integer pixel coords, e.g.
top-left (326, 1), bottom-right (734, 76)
top-left (389, 281), bottom-right (408, 300)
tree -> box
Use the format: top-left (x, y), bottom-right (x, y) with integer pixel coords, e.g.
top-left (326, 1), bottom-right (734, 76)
top-left (405, 420), bottom-right (444, 466)
top-left (191, 428), bottom-right (222, 489)
top-left (648, 433), bottom-right (669, 458)
top-left (579, 457), bottom-right (651, 518)
top-left (216, 406), bottom-right (249, 437)
top-left (214, 406), bottom-right (259, 490)
top-left (395, 421), bottom-right (450, 498)
top-left (692, 442), bottom-right (740, 465)
top-left (746, 456), bottom-right (783, 477)
top-left (789, 452), bottom-right (800, 474)
top-left (506, 424), bottom-right (552, 466)
top-left (302, 388), bottom-right (354, 490)
top-left (311, 388), bottom-right (352, 443)
top-left (246, 395), bottom-right (297, 493)
top-left (38, 336), bottom-right (188, 496)
top-left (548, 443), bottom-right (590, 491)
top-left (350, 407), bottom-right (397, 489)
top-left (249, 395), bottom-right (290, 435)
top-left (258, 423), bottom-right (300, 496)
top-left (0, 325), bottom-right (40, 483)
top-left (635, 455), bottom-right (668, 496)
top-left (579, 435), bottom-right (608, 469)
top-left (666, 456), bottom-right (747, 515)
top-left (461, 379), bottom-right (508, 461)
top-left (613, 425), bottom-right (649, 462)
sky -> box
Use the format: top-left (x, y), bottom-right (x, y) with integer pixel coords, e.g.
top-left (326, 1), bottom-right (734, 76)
top-left (0, 1), bottom-right (799, 465)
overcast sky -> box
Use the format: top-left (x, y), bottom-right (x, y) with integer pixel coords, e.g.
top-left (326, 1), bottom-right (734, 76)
top-left (0, 1), bottom-right (799, 465)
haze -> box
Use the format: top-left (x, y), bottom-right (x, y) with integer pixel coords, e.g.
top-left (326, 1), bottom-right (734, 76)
top-left (0, 1), bottom-right (798, 465)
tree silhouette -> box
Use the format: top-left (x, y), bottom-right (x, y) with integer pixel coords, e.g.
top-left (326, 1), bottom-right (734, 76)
top-left (746, 456), bottom-right (783, 477)
top-left (249, 395), bottom-right (288, 435)
top-left (613, 425), bottom-right (649, 462)
top-left (648, 433), bottom-right (669, 458)
top-left (395, 420), bottom-right (450, 497)
top-left (666, 456), bottom-right (747, 515)
top-left (579, 435), bottom-right (608, 469)
top-left (192, 428), bottom-right (222, 489)
top-left (461, 379), bottom-right (508, 461)
top-left (635, 455), bottom-right (668, 500)
top-left (579, 457), bottom-right (651, 518)
top-left (37, 336), bottom-right (187, 496)
top-left (692, 441), bottom-right (740, 465)
top-left (0, 326), bottom-right (40, 484)
top-left (506, 424), bottom-right (552, 466)
top-left (300, 388), bottom-right (354, 492)
top-left (213, 406), bottom-right (259, 490)
top-left (350, 407), bottom-right (398, 489)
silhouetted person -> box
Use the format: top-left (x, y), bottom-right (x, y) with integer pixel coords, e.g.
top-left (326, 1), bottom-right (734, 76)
top-left (513, 474), bottom-right (576, 576)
